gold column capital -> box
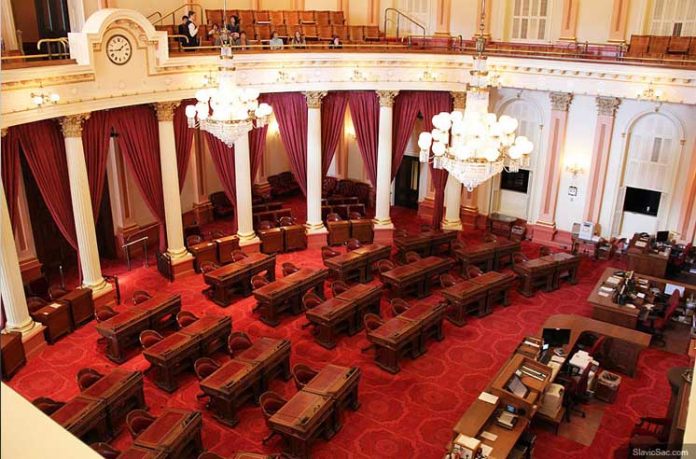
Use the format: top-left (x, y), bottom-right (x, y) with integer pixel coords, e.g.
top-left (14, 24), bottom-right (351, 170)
top-left (550, 92), bottom-right (573, 112)
top-left (376, 90), bottom-right (399, 107)
top-left (153, 101), bottom-right (180, 121)
top-left (60, 113), bottom-right (90, 138)
top-left (451, 91), bottom-right (467, 110)
top-left (596, 96), bottom-right (621, 117)
top-left (304, 91), bottom-right (327, 109)
top-left (1, 128), bottom-right (7, 137)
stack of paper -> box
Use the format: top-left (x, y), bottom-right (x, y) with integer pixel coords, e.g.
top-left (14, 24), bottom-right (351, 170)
top-left (478, 392), bottom-right (499, 404)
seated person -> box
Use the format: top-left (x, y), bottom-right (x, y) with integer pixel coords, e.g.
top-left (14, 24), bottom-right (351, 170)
top-left (291, 31), bottom-right (306, 49)
top-left (226, 15), bottom-right (241, 41)
top-left (269, 31), bottom-right (284, 50)
top-left (177, 15), bottom-right (189, 46)
top-left (329, 35), bottom-right (342, 49)
top-left (237, 30), bottom-right (250, 50)
top-left (208, 24), bottom-right (222, 46)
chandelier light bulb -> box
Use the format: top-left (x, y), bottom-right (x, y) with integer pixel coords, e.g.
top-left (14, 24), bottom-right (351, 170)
top-left (418, 132), bottom-right (433, 150)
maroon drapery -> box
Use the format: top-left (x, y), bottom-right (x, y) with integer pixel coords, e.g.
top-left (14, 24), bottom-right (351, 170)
top-left (249, 125), bottom-right (268, 184)
top-left (82, 110), bottom-right (112, 221)
top-left (15, 120), bottom-right (78, 249)
top-left (265, 93), bottom-right (308, 196)
top-left (112, 105), bottom-right (167, 251)
top-left (348, 91), bottom-right (380, 187)
top-left (420, 92), bottom-right (453, 228)
top-left (391, 91), bottom-right (421, 180)
top-left (321, 91), bottom-right (349, 178)
top-left (174, 100), bottom-right (195, 191)
top-left (204, 132), bottom-right (238, 233)
top-left (1, 128), bottom-right (21, 229)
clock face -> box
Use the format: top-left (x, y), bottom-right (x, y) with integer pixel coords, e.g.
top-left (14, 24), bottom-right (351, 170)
top-left (106, 34), bottom-right (132, 65)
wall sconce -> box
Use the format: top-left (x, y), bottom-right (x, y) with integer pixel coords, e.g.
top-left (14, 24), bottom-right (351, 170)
top-left (351, 69), bottom-right (367, 82)
top-left (344, 124), bottom-right (356, 139)
top-left (638, 82), bottom-right (664, 111)
top-left (565, 161), bottom-right (584, 177)
top-left (31, 87), bottom-right (60, 107)
top-left (420, 69), bottom-right (438, 82)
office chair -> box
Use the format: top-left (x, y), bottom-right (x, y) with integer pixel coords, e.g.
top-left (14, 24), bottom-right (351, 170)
top-left (560, 362), bottom-right (592, 420)
top-left (176, 311), bottom-right (199, 329)
top-left (125, 409), bottom-right (156, 439)
top-left (391, 298), bottom-right (411, 316)
top-left (227, 331), bottom-right (253, 357)
top-left (640, 290), bottom-right (681, 347)
top-left (260, 391), bottom-right (288, 445)
top-left (77, 368), bottom-right (104, 391)
top-left (331, 280), bottom-right (350, 296)
top-left (291, 363), bottom-right (318, 390)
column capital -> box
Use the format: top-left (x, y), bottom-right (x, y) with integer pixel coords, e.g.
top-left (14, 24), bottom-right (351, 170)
top-left (549, 92), bottom-right (573, 111)
top-left (596, 96), bottom-right (621, 117)
top-left (1, 128), bottom-right (7, 137)
top-left (451, 91), bottom-right (467, 110)
top-left (304, 91), bottom-right (327, 109)
top-left (376, 90), bottom-right (399, 107)
top-left (153, 101), bottom-right (180, 121)
top-left (60, 113), bottom-right (90, 138)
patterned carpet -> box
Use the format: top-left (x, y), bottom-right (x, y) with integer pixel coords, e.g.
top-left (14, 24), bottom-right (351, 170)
top-left (7, 203), bottom-right (690, 459)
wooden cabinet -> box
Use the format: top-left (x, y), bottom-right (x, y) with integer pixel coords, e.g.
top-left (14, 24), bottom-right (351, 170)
top-left (1, 332), bottom-right (26, 380)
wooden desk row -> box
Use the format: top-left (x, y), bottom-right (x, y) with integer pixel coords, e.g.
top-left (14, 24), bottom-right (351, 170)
top-left (200, 337), bottom-right (291, 426)
top-left (96, 293), bottom-right (182, 363)
top-left (189, 235), bottom-right (240, 272)
top-left (323, 243), bottom-right (391, 283)
top-left (513, 252), bottom-right (580, 297)
top-left (269, 364), bottom-right (361, 459)
top-left (441, 271), bottom-right (516, 326)
top-left (394, 230), bottom-right (458, 260)
top-left (204, 253), bottom-right (277, 307)
top-left (253, 268), bottom-right (329, 326)
top-left (366, 302), bottom-right (446, 374)
top-left (123, 409), bottom-right (203, 459)
top-left (626, 232), bottom-right (671, 278)
top-left (381, 256), bottom-right (454, 298)
top-left (454, 238), bottom-right (520, 273)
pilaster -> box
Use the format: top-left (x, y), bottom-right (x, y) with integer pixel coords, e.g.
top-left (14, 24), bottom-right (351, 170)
top-left (559, 0), bottom-right (579, 41)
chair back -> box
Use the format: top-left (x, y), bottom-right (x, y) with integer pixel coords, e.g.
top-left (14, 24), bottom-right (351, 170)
top-left (377, 259), bottom-right (395, 274)
top-left (439, 273), bottom-right (456, 289)
top-left (512, 252), bottom-right (529, 266)
top-left (232, 250), bottom-right (248, 262)
top-left (251, 274), bottom-right (270, 290)
top-left (194, 357), bottom-right (221, 380)
top-left (26, 296), bottom-right (48, 314)
top-left (349, 211), bottom-right (363, 220)
top-left (363, 313), bottom-right (384, 332)
top-left (391, 298), bottom-right (410, 316)
top-left (125, 409), bottom-right (155, 439)
top-left (574, 363), bottom-right (593, 398)
top-left (321, 246), bottom-right (340, 261)
top-left (186, 235), bottom-right (203, 247)
top-left (227, 331), bottom-right (253, 356)
top-left (48, 285), bottom-right (67, 300)
top-left (132, 290), bottom-right (152, 305)
top-left (346, 238), bottom-right (362, 251)
top-left (588, 335), bottom-right (607, 357)
top-left (95, 305), bottom-right (118, 322)
top-left (282, 262), bottom-right (300, 276)
top-left (331, 280), bottom-right (350, 296)
top-left (176, 311), bottom-right (199, 328)
top-left (291, 364), bottom-right (318, 389)
top-left (259, 220), bottom-right (275, 230)
top-left (90, 442), bottom-right (120, 459)
top-left (139, 330), bottom-right (163, 349)
top-left (32, 397), bottom-right (65, 415)
top-left (279, 216), bottom-right (295, 227)
top-left (656, 290), bottom-right (682, 330)
top-left (302, 291), bottom-right (323, 310)
top-left (465, 265), bottom-right (483, 279)
top-left (326, 213), bottom-right (342, 222)
top-left (405, 251), bottom-right (421, 263)
top-left (200, 261), bottom-right (220, 274)
top-left (77, 368), bottom-right (104, 391)
top-left (259, 391), bottom-right (287, 421)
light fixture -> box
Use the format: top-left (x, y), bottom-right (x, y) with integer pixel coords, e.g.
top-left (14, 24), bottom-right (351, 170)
top-left (565, 161), bottom-right (584, 177)
top-left (417, 0), bottom-right (533, 192)
top-left (31, 87), bottom-right (60, 107)
top-left (186, 1), bottom-right (272, 147)
top-left (421, 69), bottom-right (438, 82)
top-left (638, 82), bottom-right (663, 102)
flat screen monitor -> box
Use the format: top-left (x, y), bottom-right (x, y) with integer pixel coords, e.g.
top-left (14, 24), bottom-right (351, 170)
top-left (664, 283), bottom-right (685, 297)
top-left (656, 231), bottom-right (670, 243)
top-left (542, 328), bottom-right (571, 348)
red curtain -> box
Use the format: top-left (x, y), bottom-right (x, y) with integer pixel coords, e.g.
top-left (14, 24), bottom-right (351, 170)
top-left (321, 91), bottom-right (349, 178)
top-left (391, 91), bottom-right (421, 180)
top-left (112, 105), bottom-right (167, 251)
top-left (174, 100), bottom-right (195, 190)
top-left (265, 93), bottom-right (308, 196)
top-left (1, 128), bottom-right (21, 229)
top-left (249, 125), bottom-right (268, 185)
top-left (348, 91), bottom-right (380, 187)
top-left (15, 120), bottom-right (78, 249)
top-left (204, 132), bottom-right (238, 233)
top-left (420, 92), bottom-right (453, 228)
top-left (82, 110), bottom-right (112, 221)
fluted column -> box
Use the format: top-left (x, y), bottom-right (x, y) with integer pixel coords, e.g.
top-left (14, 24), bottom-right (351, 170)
top-left (233, 134), bottom-right (258, 243)
top-left (154, 102), bottom-right (190, 261)
top-left (61, 114), bottom-right (111, 295)
top-left (374, 90), bottom-right (398, 228)
top-left (305, 91), bottom-right (327, 233)
top-left (442, 91), bottom-right (467, 230)
top-left (584, 97), bottom-right (620, 227)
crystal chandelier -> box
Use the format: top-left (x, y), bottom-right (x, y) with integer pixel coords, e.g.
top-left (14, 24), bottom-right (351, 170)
top-left (417, 0), bottom-right (533, 191)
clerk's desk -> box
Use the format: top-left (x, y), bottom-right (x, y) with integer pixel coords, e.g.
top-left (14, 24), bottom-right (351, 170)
top-left (449, 314), bottom-right (651, 458)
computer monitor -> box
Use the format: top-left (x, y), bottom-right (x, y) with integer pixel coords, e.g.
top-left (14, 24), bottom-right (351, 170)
top-left (542, 328), bottom-right (571, 348)
top-left (664, 283), bottom-right (685, 297)
top-left (656, 231), bottom-right (670, 243)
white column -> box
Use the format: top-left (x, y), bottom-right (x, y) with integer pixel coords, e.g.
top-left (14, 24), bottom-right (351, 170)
top-left (374, 90), bottom-right (398, 228)
top-left (1, 0), bottom-right (18, 51)
top-left (60, 115), bottom-right (111, 294)
top-left (0, 183), bottom-right (37, 334)
top-left (304, 91), bottom-right (327, 233)
top-left (154, 102), bottom-right (191, 260)
top-left (233, 134), bottom-right (259, 243)
top-left (442, 91), bottom-right (467, 230)
top-left (66, 0), bottom-right (85, 33)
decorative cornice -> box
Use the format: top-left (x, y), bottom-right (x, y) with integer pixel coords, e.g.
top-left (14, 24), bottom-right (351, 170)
top-left (153, 101), bottom-right (180, 121)
top-left (549, 92), bottom-right (573, 111)
top-left (304, 91), bottom-right (327, 109)
top-left (596, 96), bottom-right (621, 116)
top-left (376, 90), bottom-right (399, 107)
top-left (60, 113), bottom-right (90, 137)
top-left (451, 91), bottom-right (467, 110)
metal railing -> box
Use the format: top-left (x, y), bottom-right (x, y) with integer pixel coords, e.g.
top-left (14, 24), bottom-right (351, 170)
top-left (36, 37), bottom-right (70, 59)
top-left (383, 8), bottom-right (426, 42)
top-left (149, 3), bottom-right (204, 27)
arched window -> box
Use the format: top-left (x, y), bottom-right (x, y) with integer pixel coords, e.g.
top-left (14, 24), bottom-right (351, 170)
top-left (512, 0), bottom-right (549, 41)
top-left (624, 114), bottom-right (678, 193)
top-left (650, 0), bottom-right (696, 36)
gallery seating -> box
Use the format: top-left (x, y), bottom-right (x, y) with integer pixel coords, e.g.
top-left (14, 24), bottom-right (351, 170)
top-left (268, 172), bottom-right (300, 197)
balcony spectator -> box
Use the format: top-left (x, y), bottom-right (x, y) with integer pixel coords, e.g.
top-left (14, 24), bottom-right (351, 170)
top-left (329, 35), bottom-right (342, 49)
top-left (291, 31), bottom-right (306, 49)
top-left (208, 24), bottom-right (222, 46)
top-left (177, 16), bottom-right (189, 47)
top-left (186, 11), bottom-right (199, 47)
top-left (269, 31), bottom-right (284, 50)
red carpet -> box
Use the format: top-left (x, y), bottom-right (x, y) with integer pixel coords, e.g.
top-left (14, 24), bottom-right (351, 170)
top-left (7, 205), bottom-right (690, 459)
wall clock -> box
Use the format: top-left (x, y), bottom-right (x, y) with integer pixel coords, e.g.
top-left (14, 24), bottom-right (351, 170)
top-left (106, 34), bottom-right (132, 65)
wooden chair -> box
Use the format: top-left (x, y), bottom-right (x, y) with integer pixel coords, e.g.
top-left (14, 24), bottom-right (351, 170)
top-left (251, 274), bottom-right (270, 290)
top-left (300, 10), bottom-right (316, 24)
top-left (315, 10), bottom-right (331, 26)
top-left (260, 391), bottom-right (288, 444)
top-left (330, 11), bottom-right (345, 25)
top-left (376, 259), bottom-right (395, 281)
top-left (465, 265), bottom-right (483, 279)
top-left (364, 25), bottom-right (381, 41)
top-left (32, 397), bottom-right (65, 415)
top-left (77, 368), bottom-right (104, 391)
top-left (254, 10), bottom-right (271, 23)
top-left (232, 250), bottom-right (248, 262)
top-left (283, 11), bottom-right (300, 26)
top-left (349, 25), bottom-right (364, 42)
top-left (391, 298), bottom-right (410, 316)
top-left (125, 409), bottom-right (156, 439)
top-left (291, 363), bottom-right (318, 390)
top-left (282, 262), bottom-right (300, 276)
top-left (361, 313), bottom-right (384, 353)
top-left (238, 10), bottom-right (254, 27)
top-left (138, 330), bottom-right (163, 349)
top-left (194, 357), bottom-right (220, 381)
top-left (439, 273), bottom-right (456, 289)
top-left (301, 292), bottom-right (323, 330)
top-left (404, 251), bottom-right (421, 263)
top-left (176, 311), bottom-right (199, 329)
top-left (345, 238), bottom-right (362, 251)
top-left (331, 280), bottom-right (350, 296)
top-left (269, 10), bottom-right (285, 26)
top-left (626, 34), bottom-right (650, 57)
top-left (90, 442), bottom-right (120, 459)
top-left (132, 290), bottom-right (152, 305)
top-left (227, 331), bottom-right (252, 357)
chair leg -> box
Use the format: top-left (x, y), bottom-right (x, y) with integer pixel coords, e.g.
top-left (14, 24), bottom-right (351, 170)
top-left (361, 344), bottom-right (374, 353)
top-left (262, 431), bottom-right (278, 445)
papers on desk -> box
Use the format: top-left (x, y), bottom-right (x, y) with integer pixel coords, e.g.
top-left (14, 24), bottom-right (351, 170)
top-left (635, 241), bottom-right (647, 248)
top-left (625, 304), bottom-right (637, 309)
top-left (644, 303), bottom-right (655, 310)
top-left (478, 392), bottom-right (499, 404)
top-left (480, 444), bottom-right (493, 458)
top-left (637, 292), bottom-right (645, 299)
top-left (600, 286), bottom-right (615, 293)
top-left (598, 292), bottom-right (610, 297)
top-left (606, 276), bottom-right (622, 286)
top-left (480, 431), bottom-right (498, 441)
top-left (49, 303), bottom-right (61, 309)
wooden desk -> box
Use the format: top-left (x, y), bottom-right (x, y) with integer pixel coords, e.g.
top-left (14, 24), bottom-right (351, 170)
top-left (441, 280), bottom-right (489, 325)
top-left (394, 230), bottom-right (458, 260)
top-left (143, 332), bottom-right (200, 392)
top-left (493, 239), bottom-right (521, 270)
top-left (1, 331), bottom-right (26, 380)
top-left (366, 316), bottom-right (422, 374)
top-left (204, 253), bottom-right (276, 307)
top-left (236, 337), bottom-right (291, 389)
top-left (189, 241), bottom-right (217, 273)
top-left (541, 252), bottom-right (581, 288)
top-left (95, 293), bottom-right (182, 363)
top-left (305, 284), bottom-right (382, 349)
top-left (627, 233), bottom-right (671, 278)
top-left (253, 268), bottom-right (328, 326)
top-left (324, 243), bottom-right (390, 283)
top-left (200, 359), bottom-right (262, 426)
top-left (80, 369), bottom-right (145, 435)
top-left (472, 271), bottom-right (516, 311)
top-left (487, 213), bottom-right (518, 239)
top-left (381, 256), bottom-right (454, 298)
top-left (268, 391), bottom-right (338, 459)
top-left (133, 409), bottom-right (203, 459)
top-left (302, 364), bottom-right (361, 412)
top-left (400, 302), bottom-right (447, 350)
top-left (215, 235), bottom-right (240, 265)
top-left (513, 257), bottom-right (557, 297)
top-left (50, 396), bottom-right (109, 443)
top-left (454, 242), bottom-right (497, 273)
top-left (179, 315), bottom-right (232, 355)
top-left (59, 287), bottom-right (94, 328)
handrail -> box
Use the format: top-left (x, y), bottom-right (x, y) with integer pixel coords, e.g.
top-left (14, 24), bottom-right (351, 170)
top-left (146, 11), bottom-right (163, 22)
top-left (383, 7), bottom-right (426, 41)
top-left (151, 3), bottom-right (204, 27)
top-left (36, 38), bottom-right (69, 59)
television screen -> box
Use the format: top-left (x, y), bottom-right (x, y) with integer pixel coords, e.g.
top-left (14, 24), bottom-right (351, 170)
top-left (664, 283), bottom-right (685, 297)
top-left (542, 328), bottom-right (571, 348)
top-left (656, 231), bottom-right (669, 242)
top-left (500, 170), bottom-right (530, 194)
top-left (623, 187), bottom-right (661, 217)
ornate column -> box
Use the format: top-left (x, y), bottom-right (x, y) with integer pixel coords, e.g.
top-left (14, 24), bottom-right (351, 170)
top-left (154, 102), bottom-right (194, 276)
top-left (584, 97), bottom-right (621, 230)
top-left (1, 0), bottom-right (18, 50)
top-left (608, 0), bottom-right (630, 42)
top-left (559, 0), bottom-right (579, 41)
top-left (233, 134), bottom-right (260, 248)
top-left (374, 90), bottom-right (398, 240)
top-left (533, 92), bottom-right (573, 244)
top-left (0, 183), bottom-right (46, 352)
top-left (304, 91), bottom-right (327, 242)
top-left (442, 92), bottom-right (466, 230)
top-left (61, 114), bottom-right (115, 306)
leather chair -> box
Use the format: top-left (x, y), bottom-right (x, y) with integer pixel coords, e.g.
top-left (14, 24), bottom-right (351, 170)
top-left (512, 252), bottom-right (529, 267)
top-left (95, 306), bottom-right (118, 323)
top-left (345, 238), bottom-right (362, 251)
top-left (465, 265), bottom-right (483, 279)
top-left (291, 364), bottom-right (318, 390)
top-left (301, 291), bottom-right (323, 330)
top-left (391, 298), bottom-right (410, 316)
top-left (139, 330), bottom-right (163, 349)
top-left (194, 357), bottom-right (221, 406)
top-left (260, 391), bottom-right (288, 444)
top-left (539, 246), bottom-right (552, 257)
top-left (482, 233), bottom-right (497, 243)
top-left (439, 273), bottom-right (456, 289)
top-left (132, 290), bottom-right (152, 305)
top-left (376, 259), bottom-right (395, 281)
top-left (361, 313), bottom-right (384, 353)
top-left (278, 216), bottom-right (295, 227)
top-left (77, 368), bottom-right (104, 391)
top-left (227, 332), bottom-right (253, 357)
top-left (559, 362), bottom-right (592, 420)
top-left (200, 261), bottom-right (219, 274)
top-left (350, 219), bottom-right (374, 244)
top-left (321, 246), bottom-right (341, 264)
top-left (327, 215), bottom-right (350, 246)
top-left (282, 263), bottom-right (300, 276)
top-left (258, 221), bottom-right (283, 254)
top-left (404, 251), bottom-right (421, 263)
top-left (90, 442), bottom-right (120, 459)
top-left (348, 211), bottom-right (362, 220)
top-left (282, 224), bottom-right (307, 252)
top-left (32, 397), bottom-right (65, 415)
top-left (331, 280), bottom-right (350, 297)
top-left (125, 409), bottom-right (156, 439)
top-left (176, 311), bottom-right (199, 329)
top-left (48, 285), bottom-right (67, 301)
top-left (640, 290), bottom-right (681, 346)
top-left (232, 250), bottom-right (248, 262)
top-left (186, 235), bottom-right (203, 248)
top-left (251, 274), bottom-right (270, 290)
